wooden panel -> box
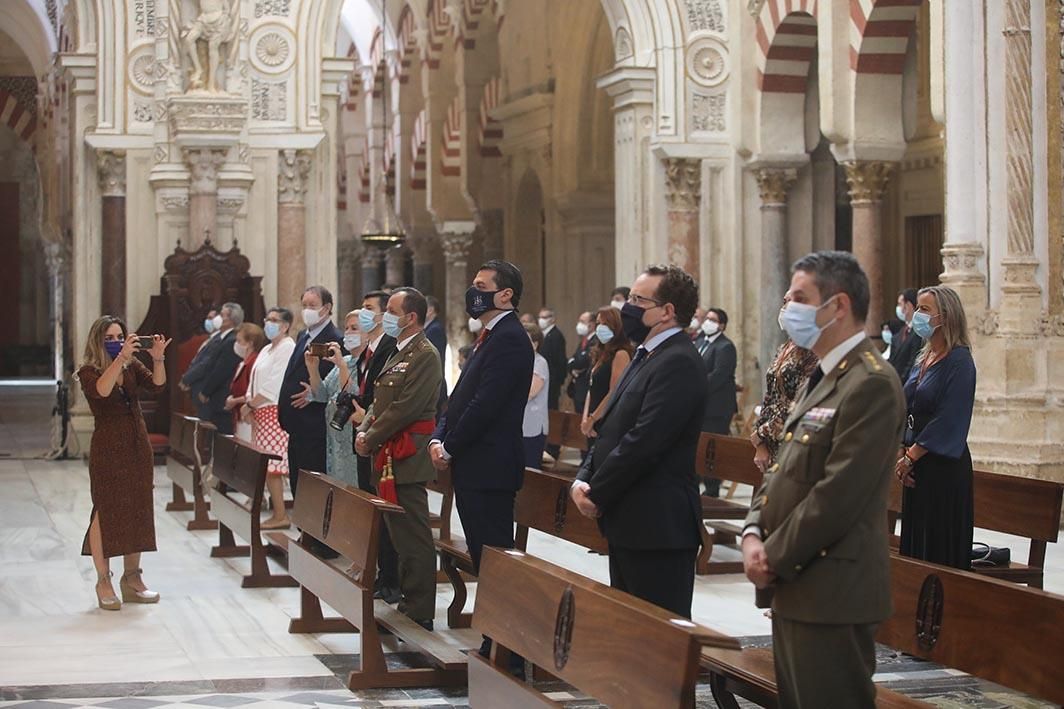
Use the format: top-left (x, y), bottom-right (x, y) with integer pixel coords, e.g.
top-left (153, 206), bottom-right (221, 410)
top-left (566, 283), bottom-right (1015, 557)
top-left (696, 434), bottom-right (763, 488)
top-left (473, 548), bottom-right (737, 708)
top-left (166, 458), bottom-right (195, 494)
top-left (468, 653), bottom-right (561, 709)
top-left (546, 410), bottom-right (588, 451)
top-left (516, 469), bottom-right (608, 554)
top-left (877, 554), bottom-right (1064, 705)
top-left (211, 492), bottom-right (252, 544)
top-left (168, 415), bottom-right (198, 463)
top-left (288, 542), bottom-right (372, 629)
top-left (212, 434), bottom-right (273, 499)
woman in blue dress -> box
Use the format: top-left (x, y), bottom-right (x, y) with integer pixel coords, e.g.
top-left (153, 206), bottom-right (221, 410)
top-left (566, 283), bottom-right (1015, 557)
top-left (303, 309), bottom-right (366, 487)
top-left (895, 285), bottom-right (976, 570)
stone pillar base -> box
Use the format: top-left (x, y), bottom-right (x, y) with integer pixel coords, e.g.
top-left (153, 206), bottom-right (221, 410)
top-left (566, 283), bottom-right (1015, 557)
top-left (998, 257), bottom-right (1042, 335)
top-left (939, 242), bottom-right (987, 313)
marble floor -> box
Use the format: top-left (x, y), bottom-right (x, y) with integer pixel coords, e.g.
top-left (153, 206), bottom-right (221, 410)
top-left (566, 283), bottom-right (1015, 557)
top-left (1, 384), bottom-right (1061, 708)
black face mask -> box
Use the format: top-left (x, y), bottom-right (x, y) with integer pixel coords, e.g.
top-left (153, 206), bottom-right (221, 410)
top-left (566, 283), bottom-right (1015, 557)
top-left (621, 302), bottom-right (652, 345)
top-left (465, 286), bottom-right (501, 319)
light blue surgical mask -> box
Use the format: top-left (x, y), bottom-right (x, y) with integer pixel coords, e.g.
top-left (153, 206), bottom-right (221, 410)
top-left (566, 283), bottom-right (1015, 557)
top-left (264, 321), bottom-right (282, 340)
top-left (882, 328), bottom-right (893, 346)
top-left (910, 311), bottom-right (936, 339)
top-left (382, 312), bottom-right (405, 339)
top-left (358, 309), bottom-right (378, 332)
top-left (343, 333), bottom-right (362, 351)
top-left (594, 324), bottom-right (614, 344)
top-left (779, 297), bottom-right (837, 350)
top-left (895, 304), bottom-right (907, 322)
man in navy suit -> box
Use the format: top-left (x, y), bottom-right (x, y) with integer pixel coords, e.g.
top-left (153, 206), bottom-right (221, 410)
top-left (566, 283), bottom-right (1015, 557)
top-left (429, 260), bottom-right (534, 573)
top-left (278, 285), bottom-right (344, 494)
top-left (181, 302), bottom-right (244, 434)
top-left (424, 296), bottom-right (447, 359)
top-left (698, 306), bottom-right (739, 497)
top-left (572, 265), bottom-right (707, 618)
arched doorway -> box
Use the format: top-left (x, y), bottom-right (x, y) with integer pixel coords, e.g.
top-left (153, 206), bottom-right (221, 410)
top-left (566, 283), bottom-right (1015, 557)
top-left (512, 168), bottom-right (546, 311)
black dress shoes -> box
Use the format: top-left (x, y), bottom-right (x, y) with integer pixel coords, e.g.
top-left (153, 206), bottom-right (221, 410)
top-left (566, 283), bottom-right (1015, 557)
top-left (374, 583), bottom-right (402, 604)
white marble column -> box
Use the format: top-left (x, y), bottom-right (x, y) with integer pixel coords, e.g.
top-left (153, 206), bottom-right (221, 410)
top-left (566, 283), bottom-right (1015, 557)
top-left (843, 160), bottom-right (896, 335)
top-left (277, 149), bottom-right (313, 315)
top-left (755, 167), bottom-right (797, 372)
top-left (183, 148), bottom-right (227, 249)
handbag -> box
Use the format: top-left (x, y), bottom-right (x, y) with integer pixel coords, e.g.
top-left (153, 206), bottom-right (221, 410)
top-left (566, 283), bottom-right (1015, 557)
top-left (970, 542), bottom-right (1010, 567)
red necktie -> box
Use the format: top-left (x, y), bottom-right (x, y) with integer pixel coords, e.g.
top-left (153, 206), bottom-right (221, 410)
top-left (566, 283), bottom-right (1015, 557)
top-left (359, 347), bottom-right (374, 397)
top-left (474, 329), bottom-right (490, 351)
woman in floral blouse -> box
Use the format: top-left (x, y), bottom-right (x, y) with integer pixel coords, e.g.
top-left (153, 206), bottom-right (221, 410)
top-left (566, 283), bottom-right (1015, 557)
top-left (750, 337), bottom-right (819, 472)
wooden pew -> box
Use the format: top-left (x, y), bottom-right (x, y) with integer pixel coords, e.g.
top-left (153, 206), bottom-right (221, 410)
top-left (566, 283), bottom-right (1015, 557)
top-left (695, 434), bottom-right (764, 575)
top-left (887, 469), bottom-right (1063, 588)
top-left (543, 410), bottom-right (587, 475)
top-left (426, 464), bottom-right (454, 542)
top-left (209, 433), bottom-right (296, 588)
top-left (878, 553), bottom-right (1064, 705)
top-left (469, 546), bottom-right (741, 708)
top-left (164, 414), bottom-right (217, 531)
top-left (437, 467), bottom-right (608, 629)
top-left (286, 469), bottom-right (478, 689)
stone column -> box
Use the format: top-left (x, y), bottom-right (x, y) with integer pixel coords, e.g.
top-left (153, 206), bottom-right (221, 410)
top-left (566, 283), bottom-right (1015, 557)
top-left (361, 246), bottom-right (384, 293)
top-left (277, 149), bottom-right (313, 314)
top-left (44, 242), bottom-right (65, 382)
top-left (97, 150), bottom-right (127, 319)
top-left (183, 148), bottom-right (227, 248)
top-left (999, 0), bottom-right (1041, 334)
top-left (408, 227), bottom-right (437, 295)
top-left (755, 167), bottom-right (797, 372)
top-left (843, 160), bottom-right (895, 335)
top-left (385, 244), bottom-right (411, 286)
top-left (337, 239), bottom-right (361, 317)
top-left (441, 226), bottom-right (476, 350)
top-left (479, 208), bottom-right (505, 263)
top-left (663, 158), bottom-right (702, 274)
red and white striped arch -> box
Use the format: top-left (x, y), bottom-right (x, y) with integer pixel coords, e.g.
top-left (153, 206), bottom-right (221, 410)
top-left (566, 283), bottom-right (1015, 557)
top-left (410, 109), bottom-right (427, 190)
top-left (397, 5), bottom-right (420, 84)
top-left (345, 43), bottom-right (361, 111)
top-left (479, 76), bottom-right (502, 158)
top-left (755, 1), bottom-right (819, 94)
top-left (0, 89), bottom-right (37, 143)
top-left (337, 152), bottom-right (348, 211)
top-left (454, 0), bottom-right (493, 50)
top-left (440, 96), bottom-right (462, 177)
top-left (425, 0), bottom-right (449, 70)
top-left (850, 0), bottom-right (922, 75)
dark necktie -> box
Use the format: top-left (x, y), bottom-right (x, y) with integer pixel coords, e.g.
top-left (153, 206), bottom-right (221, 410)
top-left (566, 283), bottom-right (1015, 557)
top-left (806, 365), bottom-right (825, 394)
top-left (474, 327), bottom-right (492, 351)
top-left (613, 347), bottom-right (648, 396)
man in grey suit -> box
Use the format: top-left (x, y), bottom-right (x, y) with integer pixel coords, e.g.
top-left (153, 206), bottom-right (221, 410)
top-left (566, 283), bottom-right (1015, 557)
top-left (742, 251), bottom-right (904, 708)
top-left (698, 307), bottom-right (738, 497)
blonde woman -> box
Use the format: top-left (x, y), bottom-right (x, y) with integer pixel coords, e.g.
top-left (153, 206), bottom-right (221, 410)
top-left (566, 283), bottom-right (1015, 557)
top-left (896, 286), bottom-right (976, 570)
top-left (76, 316), bottom-right (170, 610)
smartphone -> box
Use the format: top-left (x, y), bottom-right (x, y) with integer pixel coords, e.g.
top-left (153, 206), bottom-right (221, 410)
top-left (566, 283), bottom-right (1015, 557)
top-left (137, 336), bottom-right (155, 349)
top-left (308, 343), bottom-right (330, 357)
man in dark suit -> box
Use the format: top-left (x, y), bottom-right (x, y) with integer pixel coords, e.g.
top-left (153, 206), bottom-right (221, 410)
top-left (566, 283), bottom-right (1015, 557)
top-left (182, 302), bottom-right (244, 434)
top-left (566, 311), bottom-right (595, 415)
top-left (572, 265), bottom-right (707, 618)
top-left (537, 307), bottom-right (567, 460)
top-left (424, 296), bottom-right (447, 359)
top-left (353, 290), bottom-right (400, 601)
top-left (277, 286), bottom-right (344, 494)
top-left (429, 260), bottom-right (534, 573)
top-left (698, 307), bottom-right (739, 497)
top-left (888, 288), bottom-right (923, 384)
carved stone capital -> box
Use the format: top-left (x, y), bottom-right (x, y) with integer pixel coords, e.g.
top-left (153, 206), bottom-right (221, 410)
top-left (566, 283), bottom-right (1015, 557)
top-left (441, 231), bottom-right (474, 268)
top-left (183, 147), bottom-right (227, 195)
top-left (754, 167), bottom-right (797, 207)
top-left (842, 160), bottom-right (896, 204)
top-left (97, 150), bottom-right (127, 197)
top-left (664, 158), bottom-right (702, 211)
top-left (278, 149), bottom-right (313, 204)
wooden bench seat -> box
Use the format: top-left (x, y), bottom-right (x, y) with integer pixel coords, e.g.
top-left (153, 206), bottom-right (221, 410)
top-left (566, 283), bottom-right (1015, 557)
top-left (164, 414), bottom-right (217, 531)
top-left (695, 434), bottom-right (764, 575)
top-left (286, 469), bottom-right (479, 688)
top-left (209, 433), bottom-right (295, 588)
top-left (470, 546), bottom-right (740, 708)
top-left (438, 467), bottom-right (609, 628)
top-left (887, 468), bottom-right (1063, 588)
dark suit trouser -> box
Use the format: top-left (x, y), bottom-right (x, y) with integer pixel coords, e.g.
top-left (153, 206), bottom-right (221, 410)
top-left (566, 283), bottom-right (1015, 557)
top-left (607, 545), bottom-right (697, 619)
top-left (700, 415), bottom-right (733, 496)
top-left (356, 455), bottom-right (399, 588)
top-left (384, 482), bottom-right (436, 622)
top-left (544, 393), bottom-right (561, 458)
top-left (772, 617), bottom-right (878, 709)
top-left (454, 489), bottom-right (516, 573)
top-left (286, 430), bottom-right (327, 495)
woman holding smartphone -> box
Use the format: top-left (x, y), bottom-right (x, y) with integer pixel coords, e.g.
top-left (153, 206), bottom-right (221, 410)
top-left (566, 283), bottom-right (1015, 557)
top-left (76, 316), bottom-right (170, 611)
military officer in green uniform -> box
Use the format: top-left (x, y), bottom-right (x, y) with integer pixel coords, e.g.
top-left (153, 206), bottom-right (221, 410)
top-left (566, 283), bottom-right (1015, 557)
top-left (355, 287), bottom-right (442, 630)
top-left (741, 251), bottom-right (905, 708)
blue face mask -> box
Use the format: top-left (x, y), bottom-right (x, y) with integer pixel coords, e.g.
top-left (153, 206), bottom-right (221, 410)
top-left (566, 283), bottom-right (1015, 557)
top-left (359, 309), bottom-right (378, 332)
top-left (882, 328), bottom-right (893, 346)
top-left (910, 311), bottom-right (936, 339)
top-left (382, 312), bottom-right (405, 339)
top-left (264, 321), bottom-right (282, 340)
top-left (104, 340), bottom-right (124, 359)
top-left (779, 297), bottom-right (837, 350)
top-left (594, 324), bottom-right (614, 344)
top-left (895, 304), bottom-right (907, 322)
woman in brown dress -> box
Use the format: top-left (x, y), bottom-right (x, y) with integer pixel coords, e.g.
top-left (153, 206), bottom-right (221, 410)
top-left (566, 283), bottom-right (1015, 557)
top-left (750, 335), bottom-right (819, 473)
top-left (77, 316), bottom-right (170, 611)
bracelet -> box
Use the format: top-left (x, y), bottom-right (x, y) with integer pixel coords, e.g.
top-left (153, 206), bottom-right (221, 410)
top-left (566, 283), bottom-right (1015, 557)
top-left (152, 357), bottom-right (165, 363)
top-left (902, 453), bottom-right (915, 468)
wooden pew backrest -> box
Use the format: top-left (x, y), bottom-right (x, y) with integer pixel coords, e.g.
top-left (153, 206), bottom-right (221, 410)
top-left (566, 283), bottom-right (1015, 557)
top-left (473, 547), bottom-right (739, 708)
top-left (877, 554), bottom-right (1064, 705)
top-left (546, 410), bottom-right (588, 452)
top-left (167, 414), bottom-right (197, 465)
top-left (696, 434), bottom-right (763, 488)
top-left (515, 468), bottom-right (608, 554)
top-left (212, 434), bottom-right (276, 500)
top-left (291, 470), bottom-right (404, 586)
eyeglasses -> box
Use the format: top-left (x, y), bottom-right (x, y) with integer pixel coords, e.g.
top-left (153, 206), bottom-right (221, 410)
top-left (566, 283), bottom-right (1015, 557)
top-left (627, 293), bottom-right (663, 308)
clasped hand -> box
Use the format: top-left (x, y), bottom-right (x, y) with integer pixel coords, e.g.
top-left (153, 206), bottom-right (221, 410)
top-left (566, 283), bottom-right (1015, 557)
top-left (741, 535), bottom-right (776, 589)
top-left (428, 443), bottom-right (450, 473)
top-left (354, 432), bottom-right (370, 457)
top-left (570, 480), bottom-right (600, 518)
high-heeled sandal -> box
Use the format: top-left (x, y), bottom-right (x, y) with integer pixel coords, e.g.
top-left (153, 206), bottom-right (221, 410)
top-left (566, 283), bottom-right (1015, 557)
top-left (120, 568), bottom-right (160, 604)
top-left (96, 571), bottom-right (121, 611)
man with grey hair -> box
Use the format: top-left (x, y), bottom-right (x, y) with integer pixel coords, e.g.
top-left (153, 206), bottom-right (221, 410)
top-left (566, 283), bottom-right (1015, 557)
top-left (741, 251), bottom-right (904, 707)
top-left (191, 301), bottom-right (246, 434)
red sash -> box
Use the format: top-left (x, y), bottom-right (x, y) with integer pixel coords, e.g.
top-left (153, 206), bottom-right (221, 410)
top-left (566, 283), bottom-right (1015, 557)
top-left (373, 418), bottom-right (436, 503)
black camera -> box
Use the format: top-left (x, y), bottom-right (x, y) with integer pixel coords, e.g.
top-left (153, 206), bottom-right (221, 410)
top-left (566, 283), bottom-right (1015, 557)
top-left (330, 391), bottom-right (361, 431)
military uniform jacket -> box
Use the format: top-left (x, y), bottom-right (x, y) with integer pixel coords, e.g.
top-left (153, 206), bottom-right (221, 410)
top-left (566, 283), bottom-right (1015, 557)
top-left (359, 332), bottom-right (443, 486)
top-left (744, 337), bottom-right (904, 625)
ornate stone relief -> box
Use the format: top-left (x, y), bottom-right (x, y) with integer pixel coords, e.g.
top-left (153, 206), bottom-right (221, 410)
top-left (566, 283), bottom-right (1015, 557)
top-left (254, 0), bottom-right (291, 18)
top-left (686, 36), bottom-right (728, 88)
top-left (685, 0), bottom-right (726, 34)
top-left (128, 50), bottom-right (157, 95)
top-left (975, 310), bottom-right (1000, 336)
top-left (691, 93), bottom-right (726, 133)
top-left (96, 151), bottom-right (127, 197)
top-left (1040, 312), bottom-right (1064, 337)
top-left (755, 168), bottom-right (797, 206)
top-left (183, 148), bottom-right (227, 195)
top-left (217, 197), bottom-right (245, 213)
top-left (161, 194), bottom-right (190, 212)
top-left (441, 232), bottom-right (474, 267)
top-left (133, 0), bottom-right (157, 37)
top-left (169, 95), bottom-right (248, 134)
top-left (154, 143), bottom-right (170, 164)
top-left (249, 24), bottom-right (296, 75)
top-left (278, 150), bottom-right (312, 204)
top-left (1003, 0), bottom-right (1035, 257)
top-left (133, 101), bottom-right (154, 123)
top-left (251, 78), bottom-right (287, 121)
top-left (664, 158), bottom-right (702, 211)
top-left (842, 161), bottom-right (895, 204)
top-left (178, 0), bottom-right (242, 93)
top-left (747, 0), bottom-right (767, 18)
top-left (615, 27), bottom-right (633, 60)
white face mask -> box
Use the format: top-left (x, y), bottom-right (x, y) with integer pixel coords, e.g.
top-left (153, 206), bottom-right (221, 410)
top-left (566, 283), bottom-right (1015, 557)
top-left (303, 307), bottom-right (323, 328)
top-left (575, 322), bottom-right (590, 337)
top-left (701, 319), bottom-right (720, 336)
top-left (690, 317), bottom-right (701, 331)
top-left (468, 317), bottom-right (483, 334)
top-left (233, 341), bottom-right (249, 358)
top-left (610, 300), bottom-right (624, 310)
top-left (538, 317), bottom-right (552, 331)
top-left (343, 333), bottom-right (362, 351)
